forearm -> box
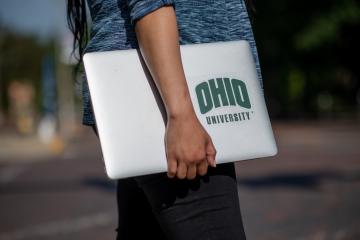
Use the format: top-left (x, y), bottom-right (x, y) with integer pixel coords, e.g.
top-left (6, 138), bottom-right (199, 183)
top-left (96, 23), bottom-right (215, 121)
top-left (134, 5), bottom-right (195, 119)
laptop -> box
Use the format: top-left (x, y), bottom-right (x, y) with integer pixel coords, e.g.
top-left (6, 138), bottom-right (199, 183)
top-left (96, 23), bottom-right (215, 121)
top-left (83, 40), bottom-right (278, 179)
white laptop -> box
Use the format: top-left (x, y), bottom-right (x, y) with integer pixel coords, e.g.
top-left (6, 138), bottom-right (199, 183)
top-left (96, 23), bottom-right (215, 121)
top-left (83, 40), bottom-right (278, 179)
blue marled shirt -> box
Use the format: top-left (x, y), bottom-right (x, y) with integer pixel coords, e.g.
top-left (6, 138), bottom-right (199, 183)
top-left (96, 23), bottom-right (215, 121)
top-left (82, 0), bottom-right (263, 126)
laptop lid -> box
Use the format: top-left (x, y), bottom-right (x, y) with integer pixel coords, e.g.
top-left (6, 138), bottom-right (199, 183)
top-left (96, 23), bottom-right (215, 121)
top-left (83, 40), bottom-right (278, 179)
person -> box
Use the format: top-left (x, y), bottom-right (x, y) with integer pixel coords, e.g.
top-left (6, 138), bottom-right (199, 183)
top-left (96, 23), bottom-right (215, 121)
top-left (67, 0), bottom-right (263, 239)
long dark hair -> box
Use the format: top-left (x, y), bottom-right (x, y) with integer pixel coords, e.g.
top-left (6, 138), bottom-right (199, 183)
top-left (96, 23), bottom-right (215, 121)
top-left (245, 0), bottom-right (256, 21)
top-left (66, 0), bottom-right (89, 75)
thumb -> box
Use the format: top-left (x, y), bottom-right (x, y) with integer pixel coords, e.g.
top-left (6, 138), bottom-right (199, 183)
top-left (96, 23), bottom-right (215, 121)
top-left (206, 137), bottom-right (217, 167)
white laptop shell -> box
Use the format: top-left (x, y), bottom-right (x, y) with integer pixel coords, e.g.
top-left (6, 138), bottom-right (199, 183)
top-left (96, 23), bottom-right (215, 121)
top-left (83, 40), bottom-right (278, 179)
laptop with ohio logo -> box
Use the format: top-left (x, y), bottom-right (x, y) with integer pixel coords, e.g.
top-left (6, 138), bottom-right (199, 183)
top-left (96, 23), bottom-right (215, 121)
top-left (83, 40), bottom-right (278, 179)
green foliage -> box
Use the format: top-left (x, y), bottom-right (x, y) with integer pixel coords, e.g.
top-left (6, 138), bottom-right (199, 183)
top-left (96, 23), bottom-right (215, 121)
top-left (253, 0), bottom-right (360, 118)
top-left (295, 0), bottom-right (360, 51)
top-left (288, 68), bottom-right (305, 102)
top-left (0, 27), bottom-right (50, 113)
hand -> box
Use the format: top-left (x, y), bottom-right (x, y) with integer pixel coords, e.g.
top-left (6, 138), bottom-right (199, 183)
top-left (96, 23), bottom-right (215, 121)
top-left (164, 111), bottom-right (217, 180)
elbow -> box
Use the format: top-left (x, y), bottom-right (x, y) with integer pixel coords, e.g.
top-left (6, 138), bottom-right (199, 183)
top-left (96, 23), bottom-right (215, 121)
top-left (127, 0), bottom-right (175, 26)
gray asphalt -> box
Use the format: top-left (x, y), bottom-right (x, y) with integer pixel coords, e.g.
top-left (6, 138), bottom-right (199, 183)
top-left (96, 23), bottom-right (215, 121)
top-left (0, 119), bottom-right (359, 240)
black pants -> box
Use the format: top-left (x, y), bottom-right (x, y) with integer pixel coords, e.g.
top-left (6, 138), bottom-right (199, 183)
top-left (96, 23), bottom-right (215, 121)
top-left (91, 125), bottom-right (247, 240)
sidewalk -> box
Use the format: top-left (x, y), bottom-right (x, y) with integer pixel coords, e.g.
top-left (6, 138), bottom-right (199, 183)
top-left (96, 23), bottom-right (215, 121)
top-left (0, 125), bottom-right (95, 163)
top-left (0, 118), bottom-right (359, 240)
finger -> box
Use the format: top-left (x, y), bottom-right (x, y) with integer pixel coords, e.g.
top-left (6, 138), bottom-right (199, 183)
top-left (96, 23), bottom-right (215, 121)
top-left (186, 163), bottom-right (197, 180)
top-left (167, 157), bottom-right (177, 178)
top-left (207, 155), bottom-right (216, 168)
top-left (176, 161), bottom-right (187, 180)
top-left (197, 160), bottom-right (208, 176)
top-left (206, 138), bottom-right (217, 167)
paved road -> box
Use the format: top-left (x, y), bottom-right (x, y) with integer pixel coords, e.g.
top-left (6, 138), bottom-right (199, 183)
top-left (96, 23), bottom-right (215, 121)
top-left (0, 119), bottom-right (359, 240)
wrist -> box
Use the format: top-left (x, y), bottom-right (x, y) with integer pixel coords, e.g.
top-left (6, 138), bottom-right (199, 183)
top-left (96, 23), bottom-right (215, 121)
top-left (167, 97), bottom-right (196, 120)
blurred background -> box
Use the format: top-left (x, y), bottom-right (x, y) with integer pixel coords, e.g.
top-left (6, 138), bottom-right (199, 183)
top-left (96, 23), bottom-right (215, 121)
top-left (0, 0), bottom-right (359, 240)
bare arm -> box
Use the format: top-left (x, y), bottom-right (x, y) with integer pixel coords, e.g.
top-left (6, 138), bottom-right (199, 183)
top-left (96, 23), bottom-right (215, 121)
top-left (134, 5), bottom-right (216, 180)
top-left (134, 6), bottom-right (193, 119)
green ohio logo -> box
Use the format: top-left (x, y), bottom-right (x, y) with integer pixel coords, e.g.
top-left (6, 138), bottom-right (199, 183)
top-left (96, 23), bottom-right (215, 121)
top-left (195, 77), bottom-right (251, 114)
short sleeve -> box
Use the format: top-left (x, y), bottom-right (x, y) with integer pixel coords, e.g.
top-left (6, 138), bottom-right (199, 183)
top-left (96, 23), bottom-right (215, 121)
top-left (127, 0), bottom-right (175, 25)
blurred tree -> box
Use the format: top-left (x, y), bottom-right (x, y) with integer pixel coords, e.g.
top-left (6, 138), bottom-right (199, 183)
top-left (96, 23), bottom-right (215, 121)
top-left (252, 0), bottom-right (360, 119)
top-left (0, 26), bottom-right (50, 121)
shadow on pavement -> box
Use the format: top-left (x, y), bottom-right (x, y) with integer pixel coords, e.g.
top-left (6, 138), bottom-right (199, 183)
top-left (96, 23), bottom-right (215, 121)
top-left (237, 169), bottom-right (360, 190)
